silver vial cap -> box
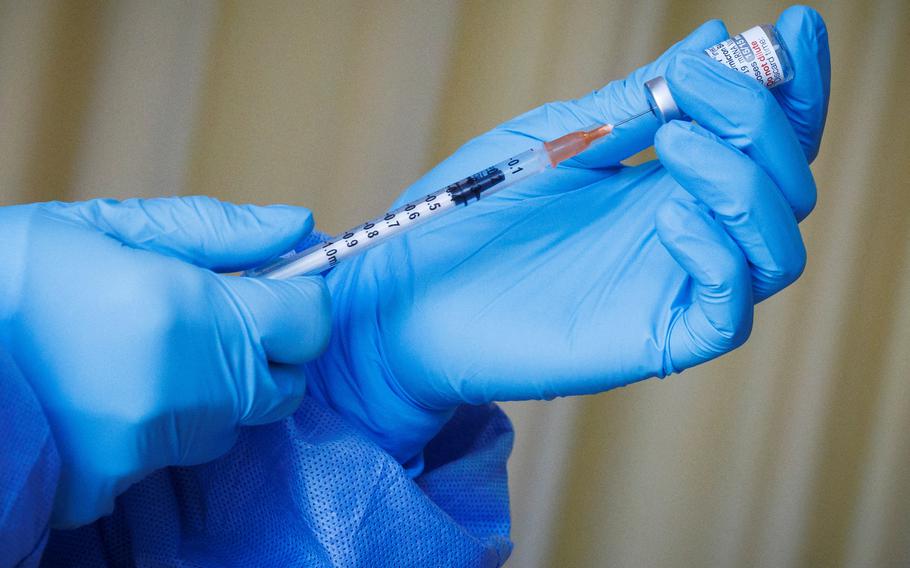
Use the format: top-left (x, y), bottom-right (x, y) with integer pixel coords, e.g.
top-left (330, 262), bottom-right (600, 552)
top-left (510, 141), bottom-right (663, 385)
top-left (644, 76), bottom-right (682, 123)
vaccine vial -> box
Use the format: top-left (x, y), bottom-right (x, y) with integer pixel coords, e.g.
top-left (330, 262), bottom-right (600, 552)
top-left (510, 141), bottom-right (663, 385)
top-left (644, 24), bottom-right (795, 123)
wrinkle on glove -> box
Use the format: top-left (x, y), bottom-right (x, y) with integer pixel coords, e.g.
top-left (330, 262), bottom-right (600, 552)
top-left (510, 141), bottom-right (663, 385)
top-left (42, 398), bottom-right (513, 567)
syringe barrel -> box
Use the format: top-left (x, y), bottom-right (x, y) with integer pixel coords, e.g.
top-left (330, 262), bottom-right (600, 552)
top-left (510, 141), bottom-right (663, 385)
top-left (644, 24), bottom-right (794, 123)
top-left (246, 147), bottom-right (549, 280)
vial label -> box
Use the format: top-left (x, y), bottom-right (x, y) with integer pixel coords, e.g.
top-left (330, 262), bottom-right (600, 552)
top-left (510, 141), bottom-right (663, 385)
top-left (705, 26), bottom-right (787, 88)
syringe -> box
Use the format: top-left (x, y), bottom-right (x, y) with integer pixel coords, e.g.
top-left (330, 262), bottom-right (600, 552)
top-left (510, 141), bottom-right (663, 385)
top-left (246, 123), bottom-right (613, 280)
top-left (249, 22), bottom-right (795, 281)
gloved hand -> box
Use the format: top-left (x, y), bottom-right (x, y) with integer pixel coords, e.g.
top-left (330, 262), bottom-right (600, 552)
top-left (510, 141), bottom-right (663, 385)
top-left (0, 197), bottom-right (330, 528)
top-left (304, 6), bottom-right (830, 467)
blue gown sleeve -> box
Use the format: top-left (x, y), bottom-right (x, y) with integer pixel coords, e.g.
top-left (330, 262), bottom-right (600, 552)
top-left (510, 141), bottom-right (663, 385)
top-left (43, 397), bottom-right (514, 567)
top-left (0, 349), bottom-right (60, 567)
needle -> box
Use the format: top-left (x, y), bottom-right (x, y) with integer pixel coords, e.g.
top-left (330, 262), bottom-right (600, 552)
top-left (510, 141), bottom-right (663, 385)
top-left (610, 107), bottom-right (654, 129)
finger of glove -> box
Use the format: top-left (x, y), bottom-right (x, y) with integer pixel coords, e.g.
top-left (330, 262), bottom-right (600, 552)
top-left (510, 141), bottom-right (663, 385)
top-left (405, 21), bottom-right (729, 191)
top-left (666, 52), bottom-right (816, 221)
top-left (656, 198), bottom-right (753, 372)
top-left (220, 275), bottom-right (331, 365)
top-left (656, 121), bottom-right (806, 302)
top-left (48, 196), bottom-right (314, 272)
top-left (217, 275), bottom-right (330, 425)
top-left (772, 5), bottom-right (831, 163)
top-left (390, 20), bottom-right (729, 207)
top-left (503, 19), bottom-right (730, 168)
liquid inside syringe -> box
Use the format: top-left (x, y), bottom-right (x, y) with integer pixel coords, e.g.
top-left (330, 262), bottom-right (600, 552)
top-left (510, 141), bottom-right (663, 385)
top-left (246, 123), bottom-right (613, 280)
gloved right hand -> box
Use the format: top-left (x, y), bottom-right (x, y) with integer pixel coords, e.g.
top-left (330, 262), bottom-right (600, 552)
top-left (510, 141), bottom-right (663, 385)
top-left (303, 6), bottom-right (830, 466)
top-left (0, 197), bottom-right (330, 528)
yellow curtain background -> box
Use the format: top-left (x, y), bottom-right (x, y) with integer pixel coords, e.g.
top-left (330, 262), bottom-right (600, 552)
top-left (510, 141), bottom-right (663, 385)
top-left (2, 1), bottom-right (908, 566)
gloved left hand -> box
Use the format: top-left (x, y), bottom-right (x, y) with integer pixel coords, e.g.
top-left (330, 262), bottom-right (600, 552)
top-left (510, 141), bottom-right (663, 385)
top-left (303, 6), bottom-right (830, 469)
top-left (0, 197), bottom-right (331, 528)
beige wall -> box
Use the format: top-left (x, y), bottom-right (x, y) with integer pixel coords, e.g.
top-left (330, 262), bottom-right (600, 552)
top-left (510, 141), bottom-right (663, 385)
top-left (2, 1), bottom-right (909, 566)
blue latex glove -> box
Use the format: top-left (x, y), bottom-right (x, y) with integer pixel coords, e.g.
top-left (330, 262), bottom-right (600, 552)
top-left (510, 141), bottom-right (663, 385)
top-left (0, 197), bottom-right (330, 528)
top-left (305, 5), bottom-right (830, 466)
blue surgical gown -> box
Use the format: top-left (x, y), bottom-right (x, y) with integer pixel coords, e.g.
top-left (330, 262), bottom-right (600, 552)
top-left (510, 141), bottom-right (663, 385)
top-left (0, 348), bottom-right (513, 567)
